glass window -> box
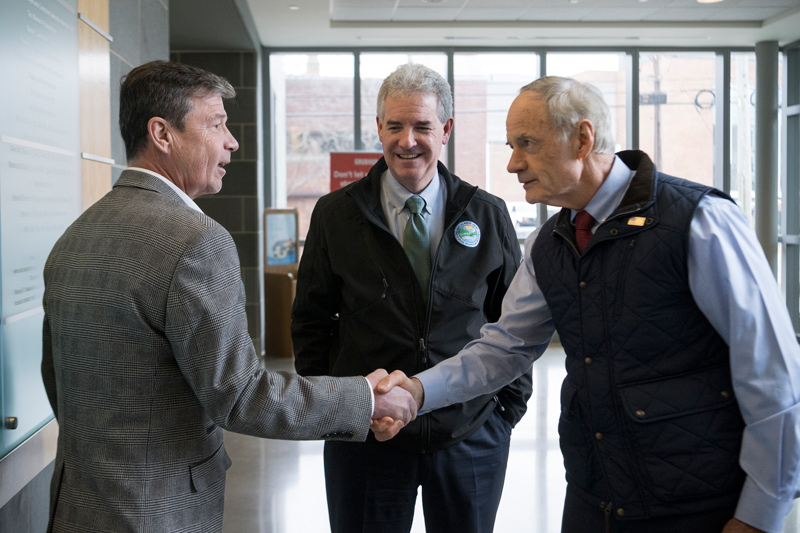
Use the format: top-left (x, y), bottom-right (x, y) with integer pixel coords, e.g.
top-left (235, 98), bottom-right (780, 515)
top-left (544, 53), bottom-right (629, 223)
top-left (547, 52), bottom-right (628, 153)
top-left (639, 52), bottom-right (716, 186)
top-left (270, 53), bottom-right (355, 241)
top-left (730, 52), bottom-right (756, 226)
top-left (453, 53), bottom-right (539, 241)
top-left (359, 53), bottom-right (448, 157)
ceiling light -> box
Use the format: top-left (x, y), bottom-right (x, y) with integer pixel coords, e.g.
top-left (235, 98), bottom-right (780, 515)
top-left (697, 0), bottom-right (723, 3)
top-left (288, 5), bottom-right (299, 10)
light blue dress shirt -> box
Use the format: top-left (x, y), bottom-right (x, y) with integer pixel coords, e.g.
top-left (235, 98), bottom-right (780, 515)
top-left (416, 156), bottom-right (800, 532)
top-left (381, 170), bottom-right (447, 259)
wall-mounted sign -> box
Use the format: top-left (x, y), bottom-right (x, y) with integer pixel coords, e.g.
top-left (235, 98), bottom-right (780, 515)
top-left (330, 152), bottom-right (381, 191)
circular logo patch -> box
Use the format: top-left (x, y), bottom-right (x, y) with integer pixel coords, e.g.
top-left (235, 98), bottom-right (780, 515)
top-left (455, 221), bottom-right (481, 248)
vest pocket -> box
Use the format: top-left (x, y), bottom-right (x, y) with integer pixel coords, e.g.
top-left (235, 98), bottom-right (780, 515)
top-left (617, 365), bottom-right (745, 501)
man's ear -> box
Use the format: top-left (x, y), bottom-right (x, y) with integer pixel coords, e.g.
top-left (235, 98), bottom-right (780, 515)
top-left (575, 119), bottom-right (595, 160)
top-left (147, 117), bottom-right (172, 154)
top-left (376, 115), bottom-right (384, 138)
top-left (441, 117), bottom-right (454, 145)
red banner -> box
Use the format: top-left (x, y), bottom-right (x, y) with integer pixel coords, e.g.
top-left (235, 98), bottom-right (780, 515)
top-left (330, 152), bottom-right (382, 191)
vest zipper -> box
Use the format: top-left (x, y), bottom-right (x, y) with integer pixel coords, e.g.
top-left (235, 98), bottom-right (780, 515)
top-left (603, 501), bottom-right (613, 533)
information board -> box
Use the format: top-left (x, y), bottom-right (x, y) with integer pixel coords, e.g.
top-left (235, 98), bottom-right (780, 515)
top-left (0, 0), bottom-right (81, 459)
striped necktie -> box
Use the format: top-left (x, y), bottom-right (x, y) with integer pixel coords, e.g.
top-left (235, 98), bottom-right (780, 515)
top-left (403, 195), bottom-right (431, 299)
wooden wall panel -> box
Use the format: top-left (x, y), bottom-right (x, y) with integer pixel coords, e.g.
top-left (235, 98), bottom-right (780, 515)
top-left (78, 22), bottom-right (111, 159)
top-left (78, 0), bottom-right (112, 209)
top-left (81, 159), bottom-right (112, 211)
top-left (77, 0), bottom-right (109, 33)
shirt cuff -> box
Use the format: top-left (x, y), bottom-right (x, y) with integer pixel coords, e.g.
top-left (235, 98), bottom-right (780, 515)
top-left (414, 371), bottom-right (443, 415)
top-left (363, 376), bottom-right (374, 417)
top-left (735, 476), bottom-right (795, 533)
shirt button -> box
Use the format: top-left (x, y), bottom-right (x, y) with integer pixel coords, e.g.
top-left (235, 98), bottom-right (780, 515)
top-left (579, 281), bottom-right (587, 289)
top-left (617, 508), bottom-right (625, 517)
top-left (635, 410), bottom-right (646, 418)
top-left (595, 432), bottom-right (603, 440)
top-left (584, 357), bottom-right (592, 365)
top-left (721, 390), bottom-right (730, 399)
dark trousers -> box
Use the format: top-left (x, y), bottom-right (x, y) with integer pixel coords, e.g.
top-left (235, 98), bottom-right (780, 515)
top-left (560, 485), bottom-right (738, 533)
top-left (323, 408), bottom-right (512, 533)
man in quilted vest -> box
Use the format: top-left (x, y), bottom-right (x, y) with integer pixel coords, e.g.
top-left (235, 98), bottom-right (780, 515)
top-left (377, 76), bottom-right (800, 533)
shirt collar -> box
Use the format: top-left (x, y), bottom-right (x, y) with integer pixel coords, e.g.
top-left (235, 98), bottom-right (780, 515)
top-left (127, 167), bottom-right (203, 213)
top-left (382, 170), bottom-right (441, 216)
top-left (571, 155), bottom-right (635, 224)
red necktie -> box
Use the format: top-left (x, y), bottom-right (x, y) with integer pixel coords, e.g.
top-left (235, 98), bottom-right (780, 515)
top-left (575, 210), bottom-right (595, 254)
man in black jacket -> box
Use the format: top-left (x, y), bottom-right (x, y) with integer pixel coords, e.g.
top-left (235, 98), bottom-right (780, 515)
top-left (291, 63), bottom-right (532, 533)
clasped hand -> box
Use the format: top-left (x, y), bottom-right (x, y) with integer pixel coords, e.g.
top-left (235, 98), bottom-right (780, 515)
top-left (365, 370), bottom-right (424, 441)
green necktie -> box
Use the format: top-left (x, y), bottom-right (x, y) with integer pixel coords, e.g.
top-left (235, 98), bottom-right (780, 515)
top-left (403, 195), bottom-right (431, 300)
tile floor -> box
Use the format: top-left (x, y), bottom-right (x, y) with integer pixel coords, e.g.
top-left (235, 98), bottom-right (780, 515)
top-left (221, 345), bottom-right (569, 533)
top-left (220, 343), bottom-right (800, 532)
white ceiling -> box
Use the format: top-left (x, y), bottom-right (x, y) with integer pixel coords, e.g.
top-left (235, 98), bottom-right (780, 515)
top-left (244, 0), bottom-right (800, 48)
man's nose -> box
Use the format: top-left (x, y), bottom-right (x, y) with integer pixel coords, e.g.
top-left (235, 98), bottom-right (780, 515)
top-left (507, 150), bottom-right (523, 174)
top-left (226, 130), bottom-right (239, 152)
top-left (399, 128), bottom-right (416, 149)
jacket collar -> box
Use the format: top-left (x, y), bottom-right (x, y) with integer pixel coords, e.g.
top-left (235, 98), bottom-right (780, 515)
top-left (114, 169), bottom-right (186, 206)
top-left (554, 150), bottom-right (658, 229)
top-left (347, 157), bottom-right (478, 229)
top-left (613, 150), bottom-right (658, 218)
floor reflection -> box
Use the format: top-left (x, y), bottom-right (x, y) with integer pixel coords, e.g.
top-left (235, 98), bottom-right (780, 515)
top-left (222, 344), bottom-right (568, 533)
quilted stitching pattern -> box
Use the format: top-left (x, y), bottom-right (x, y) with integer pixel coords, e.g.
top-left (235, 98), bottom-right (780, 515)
top-left (532, 154), bottom-right (745, 519)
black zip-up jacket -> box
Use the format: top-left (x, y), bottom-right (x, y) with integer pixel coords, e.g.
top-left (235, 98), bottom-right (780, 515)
top-left (292, 158), bottom-right (532, 452)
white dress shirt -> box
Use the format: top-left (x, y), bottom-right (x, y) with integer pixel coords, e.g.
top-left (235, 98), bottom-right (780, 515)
top-left (127, 167), bottom-right (203, 212)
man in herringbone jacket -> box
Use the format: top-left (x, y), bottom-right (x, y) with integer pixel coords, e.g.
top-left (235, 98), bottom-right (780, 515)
top-left (40, 60), bottom-right (416, 532)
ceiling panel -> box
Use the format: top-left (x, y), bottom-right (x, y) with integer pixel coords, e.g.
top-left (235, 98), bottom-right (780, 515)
top-left (464, 0), bottom-right (533, 7)
top-left (706, 7), bottom-right (791, 20)
top-left (580, 8), bottom-right (662, 22)
top-left (332, 0), bottom-right (396, 7)
top-left (517, 7), bottom-right (595, 21)
top-left (331, 7), bottom-right (397, 20)
top-left (393, 7), bottom-right (465, 20)
top-left (457, 7), bottom-right (532, 21)
top-left (243, 0), bottom-right (800, 48)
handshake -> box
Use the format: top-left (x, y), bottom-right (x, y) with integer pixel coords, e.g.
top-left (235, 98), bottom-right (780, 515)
top-left (365, 369), bottom-right (425, 442)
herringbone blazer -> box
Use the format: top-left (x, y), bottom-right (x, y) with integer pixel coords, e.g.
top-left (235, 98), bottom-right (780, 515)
top-left (41, 170), bottom-right (372, 532)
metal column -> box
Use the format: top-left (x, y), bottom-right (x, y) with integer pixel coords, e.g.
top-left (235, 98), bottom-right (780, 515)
top-left (755, 41), bottom-right (780, 274)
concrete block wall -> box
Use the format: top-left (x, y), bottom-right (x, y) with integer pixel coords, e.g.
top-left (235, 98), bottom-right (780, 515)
top-left (170, 51), bottom-right (264, 353)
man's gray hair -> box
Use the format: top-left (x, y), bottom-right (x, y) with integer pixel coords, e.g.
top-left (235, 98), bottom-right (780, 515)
top-left (520, 76), bottom-right (615, 154)
top-left (377, 63), bottom-right (453, 124)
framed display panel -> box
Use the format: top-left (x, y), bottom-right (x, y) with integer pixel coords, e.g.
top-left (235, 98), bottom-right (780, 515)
top-left (264, 208), bottom-right (299, 271)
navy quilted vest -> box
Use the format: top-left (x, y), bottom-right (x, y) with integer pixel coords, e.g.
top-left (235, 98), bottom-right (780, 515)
top-left (533, 151), bottom-right (746, 520)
